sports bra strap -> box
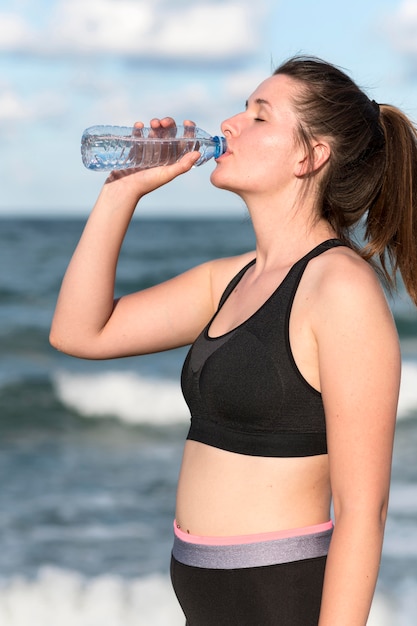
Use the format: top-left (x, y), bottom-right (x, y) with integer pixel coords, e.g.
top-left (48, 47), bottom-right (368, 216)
top-left (217, 239), bottom-right (344, 311)
top-left (217, 259), bottom-right (256, 310)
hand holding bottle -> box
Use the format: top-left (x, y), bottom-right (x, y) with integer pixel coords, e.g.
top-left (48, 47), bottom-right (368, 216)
top-left (50, 118), bottom-right (214, 359)
top-left (81, 116), bottom-right (226, 173)
top-left (101, 118), bottom-right (203, 198)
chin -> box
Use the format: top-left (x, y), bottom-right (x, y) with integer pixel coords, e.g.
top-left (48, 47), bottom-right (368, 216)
top-left (210, 168), bottom-right (234, 192)
top-left (211, 175), bottom-right (245, 201)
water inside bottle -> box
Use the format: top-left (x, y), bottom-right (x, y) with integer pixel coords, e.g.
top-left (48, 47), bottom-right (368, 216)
top-left (83, 133), bottom-right (201, 170)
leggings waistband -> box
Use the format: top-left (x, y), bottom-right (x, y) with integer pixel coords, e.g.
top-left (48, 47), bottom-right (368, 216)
top-left (172, 520), bottom-right (333, 570)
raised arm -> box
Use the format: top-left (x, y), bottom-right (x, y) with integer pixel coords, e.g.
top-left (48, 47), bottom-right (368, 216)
top-left (50, 118), bottom-right (249, 360)
top-left (312, 252), bottom-right (400, 625)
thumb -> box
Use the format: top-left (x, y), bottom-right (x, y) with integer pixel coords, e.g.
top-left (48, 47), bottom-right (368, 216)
top-left (175, 150), bottom-right (201, 172)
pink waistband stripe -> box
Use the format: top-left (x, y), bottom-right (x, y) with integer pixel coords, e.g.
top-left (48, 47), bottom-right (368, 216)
top-left (173, 519), bottom-right (333, 546)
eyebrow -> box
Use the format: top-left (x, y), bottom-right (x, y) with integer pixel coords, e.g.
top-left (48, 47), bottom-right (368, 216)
top-left (245, 98), bottom-right (272, 109)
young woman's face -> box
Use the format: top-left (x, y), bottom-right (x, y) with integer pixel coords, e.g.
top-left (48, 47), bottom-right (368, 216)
top-left (211, 74), bottom-right (305, 199)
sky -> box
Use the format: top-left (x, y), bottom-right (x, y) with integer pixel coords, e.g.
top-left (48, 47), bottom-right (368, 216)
top-left (1, 0), bottom-right (417, 217)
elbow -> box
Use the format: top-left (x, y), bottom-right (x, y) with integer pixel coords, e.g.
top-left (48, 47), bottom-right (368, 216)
top-left (49, 328), bottom-right (59, 350)
top-left (49, 325), bottom-right (83, 358)
top-left (49, 325), bottom-right (106, 360)
top-left (49, 317), bottom-right (69, 353)
top-left (49, 327), bottom-right (73, 355)
top-left (380, 495), bottom-right (390, 525)
top-left (379, 498), bottom-right (390, 532)
top-left (333, 494), bottom-right (390, 532)
top-left (49, 326), bottom-right (61, 352)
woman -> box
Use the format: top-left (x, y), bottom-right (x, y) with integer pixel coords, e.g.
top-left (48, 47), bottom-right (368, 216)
top-left (50, 56), bottom-right (417, 625)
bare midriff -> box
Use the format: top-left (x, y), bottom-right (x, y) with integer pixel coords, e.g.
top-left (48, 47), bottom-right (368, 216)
top-left (175, 439), bottom-right (331, 536)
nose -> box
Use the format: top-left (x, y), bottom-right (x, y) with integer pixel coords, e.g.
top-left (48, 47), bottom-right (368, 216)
top-left (221, 112), bottom-right (240, 138)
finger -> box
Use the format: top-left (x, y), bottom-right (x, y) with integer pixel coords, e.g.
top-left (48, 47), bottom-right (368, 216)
top-left (148, 118), bottom-right (161, 139)
top-left (149, 117), bottom-right (176, 129)
top-left (159, 117), bottom-right (176, 128)
top-left (149, 117), bottom-right (176, 138)
top-left (158, 149), bottom-right (201, 178)
top-left (159, 117), bottom-right (177, 138)
top-left (183, 120), bottom-right (196, 139)
top-left (178, 150), bottom-right (200, 167)
top-left (104, 148), bottom-right (200, 189)
top-left (132, 121), bottom-right (144, 138)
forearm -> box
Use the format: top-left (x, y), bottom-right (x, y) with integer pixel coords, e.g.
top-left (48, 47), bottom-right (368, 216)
top-left (50, 146), bottom-right (200, 357)
top-left (318, 512), bottom-right (385, 625)
top-left (50, 181), bottom-right (141, 355)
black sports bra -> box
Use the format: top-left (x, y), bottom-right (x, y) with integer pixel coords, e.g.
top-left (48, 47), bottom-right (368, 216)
top-left (181, 239), bottom-right (345, 457)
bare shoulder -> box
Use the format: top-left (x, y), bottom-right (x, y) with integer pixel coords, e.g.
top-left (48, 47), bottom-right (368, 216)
top-left (308, 245), bottom-right (391, 315)
top-left (311, 243), bottom-right (378, 282)
top-left (208, 250), bottom-right (256, 304)
top-left (304, 245), bottom-right (399, 358)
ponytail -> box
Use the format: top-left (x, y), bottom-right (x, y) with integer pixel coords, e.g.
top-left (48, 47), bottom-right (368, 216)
top-left (275, 56), bottom-right (417, 307)
top-left (364, 105), bottom-right (417, 306)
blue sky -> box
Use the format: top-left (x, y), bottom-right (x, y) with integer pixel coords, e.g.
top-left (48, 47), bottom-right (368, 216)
top-left (0, 0), bottom-right (416, 217)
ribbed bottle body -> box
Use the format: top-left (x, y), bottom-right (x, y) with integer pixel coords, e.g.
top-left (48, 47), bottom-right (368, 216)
top-left (81, 125), bottom-right (226, 171)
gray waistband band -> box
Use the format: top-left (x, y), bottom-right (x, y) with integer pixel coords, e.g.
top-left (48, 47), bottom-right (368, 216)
top-left (172, 527), bottom-right (333, 570)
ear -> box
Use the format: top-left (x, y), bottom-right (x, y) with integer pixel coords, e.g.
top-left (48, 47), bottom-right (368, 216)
top-left (295, 141), bottom-right (330, 177)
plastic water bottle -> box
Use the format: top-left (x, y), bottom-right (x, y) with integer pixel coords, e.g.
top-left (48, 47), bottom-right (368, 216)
top-left (81, 125), bottom-right (227, 171)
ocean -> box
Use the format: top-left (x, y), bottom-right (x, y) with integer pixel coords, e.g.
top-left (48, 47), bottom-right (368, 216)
top-left (0, 216), bottom-right (416, 625)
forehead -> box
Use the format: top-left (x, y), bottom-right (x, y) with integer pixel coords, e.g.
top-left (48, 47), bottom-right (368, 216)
top-left (248, 74), bottom-right (299, 111)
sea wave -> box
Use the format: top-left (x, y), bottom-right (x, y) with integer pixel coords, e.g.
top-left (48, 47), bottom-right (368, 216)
top-left (53, 370), bottom-right (189, 425)
top-left (397, 360), bottom-right (417, 419)
top-left (388, 482), bottom-right (417, 516)
top-left (0, 568), bottom-right (184, 626)
top-left (52, 360), bottom-right (417, 426)
top-left (0, 566), bottom-right (411, 626)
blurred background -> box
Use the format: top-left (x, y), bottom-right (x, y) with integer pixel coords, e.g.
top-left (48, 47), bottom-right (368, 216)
top-left (0, 1), bottom-right (416, 624)
top-left (1, 0), bottom-right (417, 217)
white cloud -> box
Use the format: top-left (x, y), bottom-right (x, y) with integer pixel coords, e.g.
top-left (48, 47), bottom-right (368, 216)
top-left (150, 3), bottom-right (260, 59)
top-left (0, 11), bottom-right (33, 51)
top-left (80, 70), bottom-right (273, 135)
top-left (223, 68), bottom-right (268, 101)
top-left (49, 0), bottom-right (155, 56)
top-left (0, 85), bottom-right (68, 125)
top-left (85, 77), bottom-right (218, 129)
top-left (384, 0), bottom-right (417, 57)
top-left (0, 88), bottom-right (29, 122)
top-left (0, 0), bottom-right (267, 63)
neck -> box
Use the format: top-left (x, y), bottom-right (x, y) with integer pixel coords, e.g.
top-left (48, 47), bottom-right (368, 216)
top-left (244, 193), bottom-right (336, 271)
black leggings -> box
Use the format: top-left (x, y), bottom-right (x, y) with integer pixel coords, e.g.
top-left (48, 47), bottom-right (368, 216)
top-left (170, 553), bottom-right (327, 626)
top-left (170, 521), bottom-right (332, 625)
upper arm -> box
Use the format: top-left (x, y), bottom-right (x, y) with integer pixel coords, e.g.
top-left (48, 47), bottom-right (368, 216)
top-left (313, 255), bottom-right (400, 516)
top-left (68, 252), bottom-right (253, 359)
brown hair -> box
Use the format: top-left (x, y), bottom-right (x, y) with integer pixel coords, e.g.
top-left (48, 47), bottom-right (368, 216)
top-left (274, 56), bottom-right (417, 306)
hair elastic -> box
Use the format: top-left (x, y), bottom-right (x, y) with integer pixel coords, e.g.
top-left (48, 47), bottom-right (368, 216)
top-left (371, 99), bottom-right (380, 116)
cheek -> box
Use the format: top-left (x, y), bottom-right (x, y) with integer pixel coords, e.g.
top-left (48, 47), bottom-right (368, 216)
top-left (263, 134), bottom-right (294, 159)
top-left (209, 133), bottom-right (295, 190)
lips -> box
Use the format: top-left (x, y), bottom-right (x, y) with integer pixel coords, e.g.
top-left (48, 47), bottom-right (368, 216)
top-left (216, 149), bottom-right (232, 161)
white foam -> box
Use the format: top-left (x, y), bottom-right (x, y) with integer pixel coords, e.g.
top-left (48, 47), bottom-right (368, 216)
top-left (0, 568), bottom-right (184, 626)
top-left (54, 358), bottom-right (417, 426)
top-left (397, 360), bottom-right (417, 420)
top-left (382, 485), bottom-right (417, 559)
top-left (371, 579), bottom-right (417, 626)
top-left (367, 592), bottom-right (395, 626)
top-left (53, 370), bottom-right (188, 425)
top-left (0, 567), bottom-right (410, 626)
